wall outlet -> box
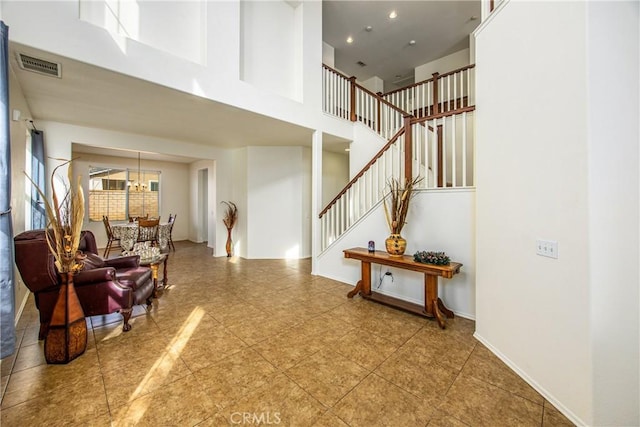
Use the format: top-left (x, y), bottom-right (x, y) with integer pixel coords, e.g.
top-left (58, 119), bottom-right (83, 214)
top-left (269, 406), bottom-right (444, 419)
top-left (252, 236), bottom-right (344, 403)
top-left (536, 239), bottom-right (558, 259)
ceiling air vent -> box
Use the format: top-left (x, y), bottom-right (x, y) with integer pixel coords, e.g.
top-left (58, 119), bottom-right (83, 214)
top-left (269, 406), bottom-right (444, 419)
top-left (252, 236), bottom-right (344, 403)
top-left (17, 53), bottom-right (62, 78)
top-left (356, 61), bottom-right (366, 67)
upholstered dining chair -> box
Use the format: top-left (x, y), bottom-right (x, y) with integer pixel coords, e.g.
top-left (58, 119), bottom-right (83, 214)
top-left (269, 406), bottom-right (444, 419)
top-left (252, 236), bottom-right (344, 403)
top-left (167, 213), bottom-right (177, 251)
top-left (102, 215), bottom-right (121, 258)
top-left (137, 218), bottom-right (160, 245)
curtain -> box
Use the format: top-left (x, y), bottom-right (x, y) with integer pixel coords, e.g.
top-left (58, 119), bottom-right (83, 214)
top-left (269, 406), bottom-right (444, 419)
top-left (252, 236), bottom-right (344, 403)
top-left (30, 129), bottom-right (45, 228)
top-left (0, 21), bottom-right (16, 358)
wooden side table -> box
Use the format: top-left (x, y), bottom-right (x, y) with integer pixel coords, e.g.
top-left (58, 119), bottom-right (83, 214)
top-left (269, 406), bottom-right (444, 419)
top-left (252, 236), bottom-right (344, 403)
top-left (343, 247), bottom-right (462, 328)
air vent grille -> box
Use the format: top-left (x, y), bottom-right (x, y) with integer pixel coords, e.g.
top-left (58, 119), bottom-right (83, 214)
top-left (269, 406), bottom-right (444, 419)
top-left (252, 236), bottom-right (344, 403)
top-left (17, 53), bottom-right (61, 78)
top-left (356, 61), bottom-right (366, 67)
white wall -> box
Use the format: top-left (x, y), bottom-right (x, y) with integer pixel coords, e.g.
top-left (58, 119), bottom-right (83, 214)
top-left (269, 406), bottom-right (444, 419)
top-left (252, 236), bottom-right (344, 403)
top-left (79, 0), bottom-right (206, 65)
top-left (322, 41), bottom-right (334, 68)
top-left (321, 150), bottom-right (349, 206)
top-left (349, 123), bottom-right (388, 177)
top-left (361, 76), bottom-right (384, 94)
top-left (246, 146), bottom-right (310, 259)
top-left (317, 189), bottom-right (476, 319)
top-left (586, 2), bottom-right (639, 425)
top-left (474, 1), bottom-right (639, 425)
top-left (414, 48), bottom-right (471, 82)
top-left (240, 0), bottom-right (301, 101)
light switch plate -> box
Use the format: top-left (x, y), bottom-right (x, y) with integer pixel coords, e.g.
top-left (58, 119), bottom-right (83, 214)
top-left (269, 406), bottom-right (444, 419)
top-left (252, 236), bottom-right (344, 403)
top-left (536, 239), bottom-right (558, 259)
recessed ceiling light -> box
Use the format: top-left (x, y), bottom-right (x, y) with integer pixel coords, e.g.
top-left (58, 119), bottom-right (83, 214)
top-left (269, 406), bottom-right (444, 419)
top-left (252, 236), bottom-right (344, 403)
top-left (345, 148), bottom-right (350, 152)
top-left (365, 25), bottom-right (373, 32)
top-left (389, 10), bottom-right (397, 19)
top-left (409, 40), bottom-right (416, 46)
top-left (346, 36), bottom-right (353, 44)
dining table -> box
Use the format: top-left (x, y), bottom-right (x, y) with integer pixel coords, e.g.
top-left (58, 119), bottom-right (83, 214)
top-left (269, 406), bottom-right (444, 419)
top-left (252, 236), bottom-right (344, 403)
top-left (110, 222), bottom-right (172, 252)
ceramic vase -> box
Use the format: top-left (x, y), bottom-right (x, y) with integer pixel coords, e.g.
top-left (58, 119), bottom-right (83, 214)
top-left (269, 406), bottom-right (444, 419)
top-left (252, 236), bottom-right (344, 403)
top-left (385, 234), bottom-right (407, 257)
top-left (44, 272), bottom-right (87, 364)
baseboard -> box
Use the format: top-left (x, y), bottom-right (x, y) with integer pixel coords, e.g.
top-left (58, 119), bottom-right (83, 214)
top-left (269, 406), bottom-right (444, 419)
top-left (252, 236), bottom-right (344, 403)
top-left (14, 290), bottom-right (29, 327)
top-left (473, 332), bottom-right (586, 427)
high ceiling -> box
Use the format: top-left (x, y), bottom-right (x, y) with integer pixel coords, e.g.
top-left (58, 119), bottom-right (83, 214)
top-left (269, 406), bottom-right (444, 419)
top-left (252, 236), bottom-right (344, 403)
top-left (9, 1), bottom-right (480, 161)
top-left (323, 1), bottom-right (480, 90)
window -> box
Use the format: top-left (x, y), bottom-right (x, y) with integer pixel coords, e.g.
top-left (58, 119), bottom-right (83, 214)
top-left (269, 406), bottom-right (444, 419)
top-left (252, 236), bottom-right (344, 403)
top-left (88, 166), bottom-right (160, 221)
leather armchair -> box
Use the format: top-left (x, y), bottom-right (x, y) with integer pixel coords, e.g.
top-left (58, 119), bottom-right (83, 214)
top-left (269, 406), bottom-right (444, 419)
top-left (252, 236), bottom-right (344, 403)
top-left (14, 229), bottom-right (154, 339)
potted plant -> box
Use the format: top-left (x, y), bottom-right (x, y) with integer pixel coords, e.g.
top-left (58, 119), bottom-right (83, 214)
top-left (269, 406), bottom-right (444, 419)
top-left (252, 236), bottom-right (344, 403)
top-left (382, 176), bottom-right (422, 256)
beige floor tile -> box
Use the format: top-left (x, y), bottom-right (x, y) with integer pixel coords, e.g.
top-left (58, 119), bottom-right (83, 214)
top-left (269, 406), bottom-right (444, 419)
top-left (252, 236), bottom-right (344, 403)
top-left (311, 410), bottom-right (350, 426)
top-left (193, 348), bottom-right (279, 411)
top-left (333, 373), bottom-right (435, 427)
top-left (375, 345), bottom-right (459, 404)
top-left (402, 326), bottom-right (476, 372)
top-left (10, 341), bottom-right (46, 373)
top-left (110, 374), bottom-right (216, 427)
top-left (461, 344), bottom-right (543, 405)
top-left (0, 375), bottom-right (109, 426)
top-left (331, 328), bottom-right (400, 371)
top-left (216, 373), bottom-right (325, 426)
top-left (543, 400), bottom-right (576, 426)
top-left (251, 328), bottom-right (326, 370)
top-left (1, 348), bottom-right (102, 409)
top-left (101, 345), bottom-right (192, 409)
top-left (286, 348), bottom-right (369, 407)
top-left (438, 374), bottom-right (543, 427)
top-left (427, 409), bottom-right (471, 426)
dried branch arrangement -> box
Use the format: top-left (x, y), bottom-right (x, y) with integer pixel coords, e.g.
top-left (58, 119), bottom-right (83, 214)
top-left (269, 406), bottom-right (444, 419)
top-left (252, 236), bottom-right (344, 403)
top-left (27, 158), bottom-right (85, 273)
top-left (221, 201), bottom-right (238, 230)
top-left (383, 176), bottom-right (423, 235)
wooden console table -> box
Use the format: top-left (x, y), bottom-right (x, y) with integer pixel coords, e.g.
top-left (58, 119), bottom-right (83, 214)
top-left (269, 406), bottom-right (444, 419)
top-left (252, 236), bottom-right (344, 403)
top-left (344, 247), bottom-right (462, 328)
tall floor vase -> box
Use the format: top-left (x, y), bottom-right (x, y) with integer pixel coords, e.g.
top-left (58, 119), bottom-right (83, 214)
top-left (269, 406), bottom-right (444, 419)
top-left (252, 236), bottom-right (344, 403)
top-left (225, 227), bottom-right (233, 257)
top-left (44, 272), bottom-right (87, 364)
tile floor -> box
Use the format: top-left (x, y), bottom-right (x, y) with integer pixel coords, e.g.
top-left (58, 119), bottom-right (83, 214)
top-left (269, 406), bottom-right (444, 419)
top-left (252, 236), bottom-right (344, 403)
top-left (1, 241), bottom-right (574, 426)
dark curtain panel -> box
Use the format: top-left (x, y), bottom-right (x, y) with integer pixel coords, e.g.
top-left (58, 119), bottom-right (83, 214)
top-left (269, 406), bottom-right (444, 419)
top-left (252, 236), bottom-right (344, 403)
top-left (0, 21), bottom-right (16, 358)
top-left (30, 129), bottom-right (45, 229)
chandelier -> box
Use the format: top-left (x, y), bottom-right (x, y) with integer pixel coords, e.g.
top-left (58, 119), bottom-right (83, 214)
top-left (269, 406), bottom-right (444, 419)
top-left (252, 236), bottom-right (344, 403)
top-left (128, 152), bottom-right (147, 192)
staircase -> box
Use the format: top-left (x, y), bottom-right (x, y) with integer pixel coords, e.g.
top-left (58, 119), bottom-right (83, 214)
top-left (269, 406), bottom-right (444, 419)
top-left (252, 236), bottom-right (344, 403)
top-left (320, 64), bottom-right (476, 251)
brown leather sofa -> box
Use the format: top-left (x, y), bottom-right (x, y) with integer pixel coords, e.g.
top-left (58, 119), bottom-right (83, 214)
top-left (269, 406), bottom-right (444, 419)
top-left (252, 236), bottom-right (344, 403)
top-left (14, 229), bottom-right (154, 339)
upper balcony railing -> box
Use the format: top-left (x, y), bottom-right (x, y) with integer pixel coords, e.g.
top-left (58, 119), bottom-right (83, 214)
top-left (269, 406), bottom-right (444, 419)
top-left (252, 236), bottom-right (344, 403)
top-left (381, 64), bottom-right (475, 119)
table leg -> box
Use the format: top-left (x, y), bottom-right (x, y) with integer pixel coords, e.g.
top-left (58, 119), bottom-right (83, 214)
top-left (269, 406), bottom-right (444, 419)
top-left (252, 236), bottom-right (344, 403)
top-left (162, 256), bottom-right (168, 287)
top-left (149, 262), bottom-right (159, 298)
top-left (346, 261), bottom-right (372, 298)
top-left (424, 274), bottom-right (438, 317)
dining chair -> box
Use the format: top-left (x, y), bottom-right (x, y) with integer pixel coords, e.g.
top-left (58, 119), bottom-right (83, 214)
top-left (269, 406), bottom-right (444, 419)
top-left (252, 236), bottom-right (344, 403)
top-left (137, 218), bottom-right (160, 246)
top-left (102, 215), bottom-right (122, 258)
top-left (129, 213), bottom-right (149, 223)
top-left (167, 214), bottom-right (177, 251)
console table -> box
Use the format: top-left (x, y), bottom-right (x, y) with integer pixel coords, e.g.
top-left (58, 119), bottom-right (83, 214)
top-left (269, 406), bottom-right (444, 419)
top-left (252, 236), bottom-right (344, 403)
top-left (343, 247), bottom-right (462, 328)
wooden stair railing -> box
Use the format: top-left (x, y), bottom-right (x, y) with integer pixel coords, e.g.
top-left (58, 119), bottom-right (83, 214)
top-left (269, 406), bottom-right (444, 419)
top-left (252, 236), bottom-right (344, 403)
top-left (319, 63), bottom-right (476, 251)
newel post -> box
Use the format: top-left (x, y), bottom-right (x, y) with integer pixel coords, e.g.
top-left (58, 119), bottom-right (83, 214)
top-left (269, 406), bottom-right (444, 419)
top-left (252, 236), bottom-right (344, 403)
top-left (404, 115), bottom-right (413, 182)
top-left (349, 76), bottom-right (357, 122)
top-left (432, 72), bottom-right (440, 115)
top-left (376, 92), bottom-right (382, 133)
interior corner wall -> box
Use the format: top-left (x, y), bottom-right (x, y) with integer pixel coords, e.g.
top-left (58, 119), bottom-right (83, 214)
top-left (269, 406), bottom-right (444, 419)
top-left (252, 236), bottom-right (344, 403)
top-left (322, 42), bottom-right (335, 68)
top-left (586, 2), bottom-right (639, 425)
top-left (474, 2), bottom-right (591, 425)
top-left (246, 146), bottom-right (310, 259)
top-left (230, 147), bottom-right (248, 259)
top-left (240, 0), bottom-right (301, 101)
